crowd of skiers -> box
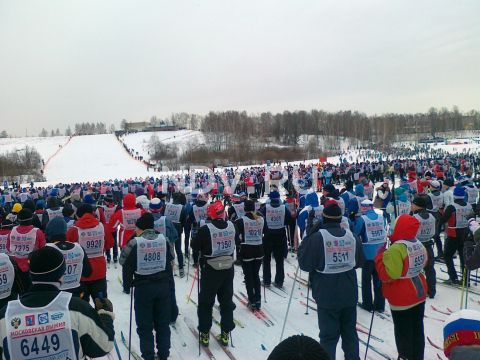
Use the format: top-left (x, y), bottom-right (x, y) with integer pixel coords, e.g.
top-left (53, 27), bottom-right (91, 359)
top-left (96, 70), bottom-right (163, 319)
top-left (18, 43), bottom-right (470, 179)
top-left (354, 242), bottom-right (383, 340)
top-left (1, 153), bottom-right (480, 359)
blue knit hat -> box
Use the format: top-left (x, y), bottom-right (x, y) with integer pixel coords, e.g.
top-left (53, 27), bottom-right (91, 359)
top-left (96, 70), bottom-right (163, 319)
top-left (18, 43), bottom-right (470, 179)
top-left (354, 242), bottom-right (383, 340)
top-left (269, 191), bottom-right (280, 199)
top-left (453, 186), bottom-right (466, 199)
top-left (83, 194), bottom-right (95, 204)
top-left (149, 197), bottom-right (162, 210)
top-left (46, 217), bottom-right (67, 240)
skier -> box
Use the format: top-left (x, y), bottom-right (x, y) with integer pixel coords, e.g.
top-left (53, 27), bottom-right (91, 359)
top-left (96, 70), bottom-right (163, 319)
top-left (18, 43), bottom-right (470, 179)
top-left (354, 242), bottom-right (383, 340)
top-left (375, 214), bottom-right (428, 360)
top-left (440, 186), bottom-right (473, 284)
top-left (355, 199), bottom-right (386, 312)
top-left (7, 209), bottom-right (46, 294)
top-left (0, 218), bottom-right (13, 254)
top-left (189, 193), bottom-right (209, 267)
top-left (411, 195), bottom-right (437, 298)
top-left (192, 200), bottom-right (236, 347)
top-left (41, 196), bottom-right (64, 228)
top-left (0, 250), bottom-right (20, 310)
top-left (46, 217), bottom-right (92, 296)
top-left (427, 180), bottom-right (445, 259)
top-left (164, 192), bottom-right (187, 277)
top-left (298, 203), bottom-right (364, 360)
top-left (261, 191), bottom-right (292, 288)
top-left (0, 246), bottom-right (115, 359)
top-left (120, 213), bottom-right (175, 360)
top-left (102, 194), bottom-right (120, 266)
top-left (67, 204), bottom-right (113, 301)
top-left (234, 199), bottom-right (264, 309)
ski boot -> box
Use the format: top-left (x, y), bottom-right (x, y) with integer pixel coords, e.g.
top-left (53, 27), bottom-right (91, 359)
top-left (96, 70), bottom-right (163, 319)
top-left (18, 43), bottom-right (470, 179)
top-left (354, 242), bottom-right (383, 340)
top-left (217, 330), bottom-right (229, 346)
top-left (247, 301), bottom-right (257, 311)
top-left (199, 332), bottom-right (210, 347)
top-left (179, 268), bottom-right (185, 278)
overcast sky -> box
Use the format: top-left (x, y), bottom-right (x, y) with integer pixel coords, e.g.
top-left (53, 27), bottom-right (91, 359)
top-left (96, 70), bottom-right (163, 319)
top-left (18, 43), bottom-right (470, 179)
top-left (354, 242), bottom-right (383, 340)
top-left (0, 0), bottom-right (479, 136)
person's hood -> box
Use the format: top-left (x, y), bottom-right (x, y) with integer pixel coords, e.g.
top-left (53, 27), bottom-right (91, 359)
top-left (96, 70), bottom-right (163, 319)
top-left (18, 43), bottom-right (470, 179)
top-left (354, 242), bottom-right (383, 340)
top-left (75, 213), bottom-right (100, 228)
top-left (305, 192), bottom-right (319, 208)
top-left (123, 193), bottom-right (136, 209)
top-left (389, 214), bottom-right (419, 242)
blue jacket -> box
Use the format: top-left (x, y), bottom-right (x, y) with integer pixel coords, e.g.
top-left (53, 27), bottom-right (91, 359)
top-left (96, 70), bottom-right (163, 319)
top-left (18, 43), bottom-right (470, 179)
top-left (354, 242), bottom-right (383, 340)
top-left (297, 192), bottom-right (319, 235)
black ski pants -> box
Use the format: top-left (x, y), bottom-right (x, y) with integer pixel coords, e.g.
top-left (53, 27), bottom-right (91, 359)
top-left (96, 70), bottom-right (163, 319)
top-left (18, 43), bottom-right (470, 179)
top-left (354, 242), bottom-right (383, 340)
top-left (391, 302), bottom-right (425, 360)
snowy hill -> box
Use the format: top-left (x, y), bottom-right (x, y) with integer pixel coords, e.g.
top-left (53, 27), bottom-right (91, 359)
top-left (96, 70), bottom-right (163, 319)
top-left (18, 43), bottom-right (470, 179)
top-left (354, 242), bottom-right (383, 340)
top-left (120, 130), bottom-right (204, 161)
top-left (0, 136), bottom-right (69, 161)
top-left (43, 134), bottom-right (155, 184)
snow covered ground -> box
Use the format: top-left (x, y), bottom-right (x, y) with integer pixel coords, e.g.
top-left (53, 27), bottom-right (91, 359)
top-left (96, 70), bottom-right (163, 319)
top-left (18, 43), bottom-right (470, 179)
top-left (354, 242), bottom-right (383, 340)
top-left (0, 136), bottom-right (69, 161)
top-left (43, 134), bottom-right (156, 184)
top-left (120, 130), bottom-right (204, 161)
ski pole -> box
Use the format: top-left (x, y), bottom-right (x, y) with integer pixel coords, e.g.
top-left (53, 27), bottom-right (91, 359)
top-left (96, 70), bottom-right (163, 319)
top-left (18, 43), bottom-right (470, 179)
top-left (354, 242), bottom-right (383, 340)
top-left (186, 246), bottom-right (190, 282)
top-left (128, 287), bottom-right (134, 360)
top-left (197, 263), bottom-right (201, 356)
top-left (466, 269), bottom-right (470, 309)
top-left (187, 266), bottom-right (199, 304)
top-left (460, 267), bottom-right (467, 309)
top-left (364, 297), bottom-right (376, 360)
top-left (280, 264), bottom-right (299, 342)
top-left (113, 338), bottom-right (123, 360)
top-left (304, 279), bottom-right (310, 315)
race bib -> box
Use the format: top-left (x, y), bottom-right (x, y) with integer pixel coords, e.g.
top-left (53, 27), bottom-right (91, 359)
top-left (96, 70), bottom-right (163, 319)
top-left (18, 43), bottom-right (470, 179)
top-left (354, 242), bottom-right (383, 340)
top-left (77, 224), bottom-right (105, 258)
top-left (122, 209), bottom-right (141, 231)
top-left (397, 239), bottom-right (427, 278)
top-left (136, 235), bottom-right (167, 275)
top-left (165, 204), bottom-right (182, 224)
top-left (265, 205), bottom-right (285, 230)
top-left (0, 253), bottom-right (14, 299)
top-left (242, 216), bottom-right (264, 245)
top-left (319, 229), bottom-right (356, 274)
top-left (9, 227), bottom-right (37, 259)
top-left (208, 222), bottom-right (235, 257)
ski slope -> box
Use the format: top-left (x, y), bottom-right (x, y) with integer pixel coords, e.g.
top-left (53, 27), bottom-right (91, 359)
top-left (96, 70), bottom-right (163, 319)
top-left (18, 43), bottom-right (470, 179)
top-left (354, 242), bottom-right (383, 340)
top-left (43, 134), bottom-right (155, 184)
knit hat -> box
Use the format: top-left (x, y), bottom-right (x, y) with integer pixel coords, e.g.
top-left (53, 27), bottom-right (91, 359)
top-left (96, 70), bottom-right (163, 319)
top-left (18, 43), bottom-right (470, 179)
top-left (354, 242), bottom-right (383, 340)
top-left (135, 213), bottom-right (154, 230)
top-left (323, 184), bottom-right (335, 194)
top-left (389, 214), bottom-right (420, 242)
top-left (322, 203), bottom-right (342, 221)
top-left (29, 246), bottom-right (66, 285)
top-left (360, 199), bottom-right (373, 212)
top-left (207, 201), bottom-right (225, 220)
top-left (18, 209), bottom-right (33, 224)
top-left (62, 205), bottom-right (75, 217)
top-left (47, 196), bottom-right (58, 209)
top-left (76, 204), bottom-right (93, 218)
top-left (36, 199), bottom-right (45, 210)
top-left (105, 193), bottom-right (114, 202)
top-left (244, 200), bottom-right (255, 212)
top-left (443, 179), bottom-right (454, 187)
top-left (12, 203), bottom-right (22, 213)
top-left (345, 180), bottom-right (354, 191)
top-left (267, 335), bottom-right (330, 360)
top-left (453, 186), bottom-right (466, 199)
top-left (83, 194), bottom-right (95, 204)
top-left (22, 199), bottom-right (35, 212)
top-left (149, 198), bottom-right (162, 211)
top-left (269, 191), bottom-right (280, 199)
top-left (46, 218), bottom-right (67, 240)
top-left (443, 309), bottom-right (480, 358)
top-left (412, 195), bottom-right (427, 208)
top-left (0, 219), bottom-right (13, 229)
top-left (430, 180), bottom-right (441, 189)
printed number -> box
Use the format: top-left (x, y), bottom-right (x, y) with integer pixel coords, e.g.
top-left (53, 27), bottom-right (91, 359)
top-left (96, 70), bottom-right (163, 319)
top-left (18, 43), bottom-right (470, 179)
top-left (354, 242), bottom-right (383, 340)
top-left (66, 264), bottom-right (77, 275)
top-left (270, 215), bottom-right (281, 222)
top-left (217, 240), bottom-right (232, 252)
top-left (144, 252), bottom-right (161, 262)
top-left (20, 334), bottom-right (60, 356)
top-left (86, 240), bottom-right (101, 248)
top-left (332, 252), bottom-right (349, 263)
top-left (248, 229), bottom-right (261, 237)
top-left (0, 273), bottom-right (7, 285)
top-left (371, 230), bottom-right (383, 237)
top-left (414, 255), bottom-right (425, 267)
top-left (14, 244), bottom-right (30, 252)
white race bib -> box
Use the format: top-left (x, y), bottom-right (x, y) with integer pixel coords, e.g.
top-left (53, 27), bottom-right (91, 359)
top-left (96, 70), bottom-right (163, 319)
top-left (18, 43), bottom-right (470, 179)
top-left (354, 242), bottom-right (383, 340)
top-left (265, 205), bottom-right (285, 230)
top-left (318, 229), bottom-right (356, 274)
top-left (0, 253), bottom-right (14, 299)
top-left (207, 222), bottom-right (235, 257)
top-left (136, 235), bottom-right (167, 275)
top-left (397, 239), bottom-right (427, 278)
top-left (77, 224), bottom-right (105, 258)
top-left (242, 216), bottom-right (264, 245)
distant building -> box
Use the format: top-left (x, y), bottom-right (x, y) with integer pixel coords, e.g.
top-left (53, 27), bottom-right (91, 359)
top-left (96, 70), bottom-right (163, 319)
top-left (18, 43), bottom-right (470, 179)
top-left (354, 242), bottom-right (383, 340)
top-left (125, 121), bottom-right (149, 132)
top-left (144, 125), bottom-right (178, 132)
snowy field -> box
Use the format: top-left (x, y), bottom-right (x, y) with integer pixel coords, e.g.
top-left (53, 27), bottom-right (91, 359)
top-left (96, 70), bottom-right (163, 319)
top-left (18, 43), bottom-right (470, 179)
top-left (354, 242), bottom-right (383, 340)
top-left (120, 130), bottom-right (204, 161)
top-left (0, 136), bottom-right (69, 161)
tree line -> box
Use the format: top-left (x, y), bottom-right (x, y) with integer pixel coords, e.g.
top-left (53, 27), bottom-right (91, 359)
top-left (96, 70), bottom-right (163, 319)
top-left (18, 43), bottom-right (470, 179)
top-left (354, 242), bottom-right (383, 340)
top-left (0, 146), bottom-right (43, 180)
top-left (36, 122), bottom-right (116, 137)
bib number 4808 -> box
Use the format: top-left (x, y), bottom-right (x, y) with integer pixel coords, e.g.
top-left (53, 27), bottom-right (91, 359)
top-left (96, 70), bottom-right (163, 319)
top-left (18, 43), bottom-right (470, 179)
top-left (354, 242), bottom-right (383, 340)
top-left (21, 334), bottom-right (60, 356)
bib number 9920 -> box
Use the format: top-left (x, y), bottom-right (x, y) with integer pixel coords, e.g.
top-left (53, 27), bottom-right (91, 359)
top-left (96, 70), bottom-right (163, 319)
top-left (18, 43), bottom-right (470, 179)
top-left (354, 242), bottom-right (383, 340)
top-left (21, 334), bottom-right (60, 356)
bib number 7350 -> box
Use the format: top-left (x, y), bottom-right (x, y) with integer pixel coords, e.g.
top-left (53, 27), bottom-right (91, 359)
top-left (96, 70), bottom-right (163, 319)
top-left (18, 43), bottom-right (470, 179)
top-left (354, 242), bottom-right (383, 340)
top-left (21, 334), bottom-right (60, 356)
top-left (217, 240), bottom-right (232, 251)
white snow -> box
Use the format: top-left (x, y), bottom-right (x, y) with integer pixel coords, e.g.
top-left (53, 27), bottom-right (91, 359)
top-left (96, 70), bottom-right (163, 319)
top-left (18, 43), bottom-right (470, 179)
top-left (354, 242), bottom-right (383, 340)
top-left (0, 136), bottom-right (69, 161)
top-left (43, 134), bottom-right (155, 184)
top-left (120, 130), bottom-right (205, 161)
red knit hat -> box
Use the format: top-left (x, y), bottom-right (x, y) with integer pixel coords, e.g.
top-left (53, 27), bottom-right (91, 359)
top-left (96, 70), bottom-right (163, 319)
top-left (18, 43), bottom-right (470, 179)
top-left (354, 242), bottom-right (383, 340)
top-left (207, 201), bottom-right (225, 220)
top-left (388, 214), bottom-right (420, 242)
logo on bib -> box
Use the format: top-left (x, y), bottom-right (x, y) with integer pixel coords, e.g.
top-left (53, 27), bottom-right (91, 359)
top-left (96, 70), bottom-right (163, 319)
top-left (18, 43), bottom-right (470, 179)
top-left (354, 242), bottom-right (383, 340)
top-left (38, 312), bottom-right (49, 325)
top-left (25, 315), bottom-right (35, 326)
top-left (139, 242), bottom-right (145, 248)
top-left (51, 312), bottom-right (64, 321)
top-left (11, 317), bottom-right (21, 329)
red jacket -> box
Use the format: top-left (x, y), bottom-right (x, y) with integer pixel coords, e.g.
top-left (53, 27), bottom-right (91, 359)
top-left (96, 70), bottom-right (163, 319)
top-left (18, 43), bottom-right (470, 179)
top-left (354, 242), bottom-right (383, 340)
top-left (107, 193), bottom-right (144, 248)
top-left (7, 225), bottom-right (45, 272)
top-left (67, 213), bottom-right (113, 281)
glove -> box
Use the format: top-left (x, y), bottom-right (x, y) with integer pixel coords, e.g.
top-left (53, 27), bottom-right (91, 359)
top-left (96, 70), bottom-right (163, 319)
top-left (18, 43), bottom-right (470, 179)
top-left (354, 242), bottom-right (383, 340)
top-left (468, 218), bottom-right (480, 234)
top-left (94, 298), bottom-right (115, 319)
